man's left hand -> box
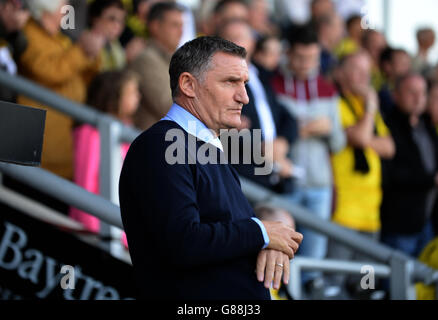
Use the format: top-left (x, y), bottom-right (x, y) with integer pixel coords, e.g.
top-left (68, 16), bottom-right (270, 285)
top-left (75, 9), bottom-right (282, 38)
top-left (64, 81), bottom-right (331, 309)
top-left (256, 249), bottom-right (290, 290)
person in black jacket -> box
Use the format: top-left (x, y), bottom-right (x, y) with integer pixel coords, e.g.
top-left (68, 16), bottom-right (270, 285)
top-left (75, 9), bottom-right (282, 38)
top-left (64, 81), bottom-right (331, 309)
top-left (119, 36), bottom-right (303, 300)
top-left (381, 73), bottom-right (437, 258)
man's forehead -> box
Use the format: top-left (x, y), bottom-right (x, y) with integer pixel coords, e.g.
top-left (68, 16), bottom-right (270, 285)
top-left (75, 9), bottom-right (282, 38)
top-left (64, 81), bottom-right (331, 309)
top-left (210, 52), bottom-right (249, 78)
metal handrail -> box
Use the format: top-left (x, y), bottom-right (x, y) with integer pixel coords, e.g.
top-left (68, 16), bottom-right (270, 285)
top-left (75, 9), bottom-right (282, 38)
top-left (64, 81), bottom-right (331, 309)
top-left (241, 178), bottom-right (394, 262)
top-left (241, 177), bottom-right (438, 286)
top-left (0, 162), bottom-right (123, 229)
top-left (1, 69), bottom-right (437, 298)
top-left (288, 257), bottom-right (392, 300)
top-left (0, 70), bottom-right (140, 143)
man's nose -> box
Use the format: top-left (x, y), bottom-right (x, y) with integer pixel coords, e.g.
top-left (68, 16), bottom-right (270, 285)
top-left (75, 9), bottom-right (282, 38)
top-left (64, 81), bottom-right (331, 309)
top-left (236, 84), bottom-right (250, 105)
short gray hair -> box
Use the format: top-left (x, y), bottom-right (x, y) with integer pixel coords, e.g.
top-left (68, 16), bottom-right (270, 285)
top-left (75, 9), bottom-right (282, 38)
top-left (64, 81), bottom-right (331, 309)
top-left (27, 0), bottom-right (65, 20)
top-left (169, 36), bottom-right (247, 99)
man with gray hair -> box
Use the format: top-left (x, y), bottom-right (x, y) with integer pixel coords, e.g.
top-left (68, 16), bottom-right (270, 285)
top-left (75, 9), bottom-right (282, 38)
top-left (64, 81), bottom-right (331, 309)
top-left (119, 36), bottom-right (303, 300)
top-left (17, 0), bottom-right (104, 181)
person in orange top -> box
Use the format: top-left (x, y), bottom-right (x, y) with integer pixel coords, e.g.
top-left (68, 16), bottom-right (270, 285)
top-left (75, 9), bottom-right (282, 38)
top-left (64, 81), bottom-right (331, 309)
top-left (17, 0), bottom-right (104, 180)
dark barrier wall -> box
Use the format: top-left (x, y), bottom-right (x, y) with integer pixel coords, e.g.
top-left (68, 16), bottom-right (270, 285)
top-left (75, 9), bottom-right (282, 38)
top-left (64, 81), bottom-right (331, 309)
top-left (0, 202), bottom-right (136, 300)
top-left (0, 101), bottom-right (46, 166)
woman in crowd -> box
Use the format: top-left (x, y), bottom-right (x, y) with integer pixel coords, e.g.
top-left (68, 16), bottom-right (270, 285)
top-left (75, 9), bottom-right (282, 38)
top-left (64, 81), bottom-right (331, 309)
top-left (88, 0), bottom-right (127, 71)
top-left (18, 0), bottom-right (103, 182)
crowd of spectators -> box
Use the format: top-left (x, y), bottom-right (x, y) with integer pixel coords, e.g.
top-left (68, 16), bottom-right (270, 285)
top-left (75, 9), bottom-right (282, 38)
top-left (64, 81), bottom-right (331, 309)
top-left (1, 0), bottom-right (438, 300)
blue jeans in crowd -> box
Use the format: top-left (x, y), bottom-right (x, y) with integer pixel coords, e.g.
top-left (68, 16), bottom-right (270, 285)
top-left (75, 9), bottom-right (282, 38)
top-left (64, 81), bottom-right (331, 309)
top-left (381, 220), bottom-right (435, 258)
top-left (287, 187), bottom-right (332, 284)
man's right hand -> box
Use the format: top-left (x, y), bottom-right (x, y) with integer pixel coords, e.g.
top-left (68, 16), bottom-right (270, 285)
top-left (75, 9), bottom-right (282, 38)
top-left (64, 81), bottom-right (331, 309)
top-left (261, 221), bottom-right (303, 259)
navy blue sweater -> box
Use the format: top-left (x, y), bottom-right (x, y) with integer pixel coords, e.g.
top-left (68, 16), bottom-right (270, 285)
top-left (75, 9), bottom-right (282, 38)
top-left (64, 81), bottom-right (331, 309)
top-left (119, 120), bottom-right (270, 300)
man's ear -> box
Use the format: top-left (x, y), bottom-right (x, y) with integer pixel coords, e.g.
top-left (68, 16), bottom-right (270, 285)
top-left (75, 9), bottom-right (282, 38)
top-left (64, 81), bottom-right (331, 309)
top-left (178, 72), bottom-right (197, 98)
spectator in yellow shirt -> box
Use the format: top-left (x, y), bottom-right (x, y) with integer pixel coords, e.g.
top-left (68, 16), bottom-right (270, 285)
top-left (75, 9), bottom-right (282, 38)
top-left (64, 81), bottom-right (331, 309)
top-left (327, 50), bottom-right (395, 295)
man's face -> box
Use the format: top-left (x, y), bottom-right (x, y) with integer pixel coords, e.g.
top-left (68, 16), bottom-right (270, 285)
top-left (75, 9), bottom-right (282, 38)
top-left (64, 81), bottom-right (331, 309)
top-left (216, 3), bottom-right (249, 26)
top-left (93, 6), bottom-right (126, 41)
top-left (327, 15), bottom-right (344, 47)
top-left (152, 10), bottom-right (183, 53)
top-left (220, 22), bottom-right (255, 60)
top-left (366, 32), bottom-right (387, 62)
top-left (288, 44), bottom-right (320, 80)
top-left (418, 30), bottom-right (436, 50)
top-left (395, 76), bottom-right (427, 116)
top-left (249, 0), bottom-right (268, 31)
top-left (194, 52), bottom-right (250, 134)
top-left (343, 54), bottom-right (371, 95)
top-left (0, 0), bottom-right (29, 32)
top-left (391, 52), bottom-right (412, 78)
top-left (312, 0), bottom-right (335, 20)
top-left (254, 38), bottom-right (282, 71)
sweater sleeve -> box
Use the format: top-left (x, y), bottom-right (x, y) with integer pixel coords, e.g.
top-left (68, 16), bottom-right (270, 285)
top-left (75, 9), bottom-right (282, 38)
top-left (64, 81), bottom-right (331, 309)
top-left (120, 131), bottom-right (265, 269)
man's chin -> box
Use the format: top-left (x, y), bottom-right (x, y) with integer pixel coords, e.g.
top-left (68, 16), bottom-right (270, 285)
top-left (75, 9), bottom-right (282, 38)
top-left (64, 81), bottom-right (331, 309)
top-left (226, 119), bottom-right (243, 130)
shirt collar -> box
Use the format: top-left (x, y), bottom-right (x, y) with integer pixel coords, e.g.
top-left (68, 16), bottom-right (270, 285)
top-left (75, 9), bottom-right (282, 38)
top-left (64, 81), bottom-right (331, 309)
top-left (161, 103), bottom-right (224, 152)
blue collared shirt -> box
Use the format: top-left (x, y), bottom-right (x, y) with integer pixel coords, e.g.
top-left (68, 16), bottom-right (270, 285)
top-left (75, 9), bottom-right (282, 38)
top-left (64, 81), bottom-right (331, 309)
top-left (161, 103), bottom-right (270, 249)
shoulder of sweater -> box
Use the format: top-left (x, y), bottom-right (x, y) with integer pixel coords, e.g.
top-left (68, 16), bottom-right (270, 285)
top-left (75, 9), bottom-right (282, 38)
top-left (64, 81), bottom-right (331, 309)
top-left (130, 120), bottom-right (184, 150)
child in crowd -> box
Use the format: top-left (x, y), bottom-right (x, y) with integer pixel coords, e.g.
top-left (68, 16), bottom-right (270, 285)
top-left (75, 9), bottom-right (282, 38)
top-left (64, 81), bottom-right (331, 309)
top-left (70, 70), bottom-right (140, 248)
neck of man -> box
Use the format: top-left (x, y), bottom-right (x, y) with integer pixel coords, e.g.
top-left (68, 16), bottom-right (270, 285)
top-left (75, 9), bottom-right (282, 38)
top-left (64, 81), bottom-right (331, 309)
top-left (175, 98), bottom-right (219, 137)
